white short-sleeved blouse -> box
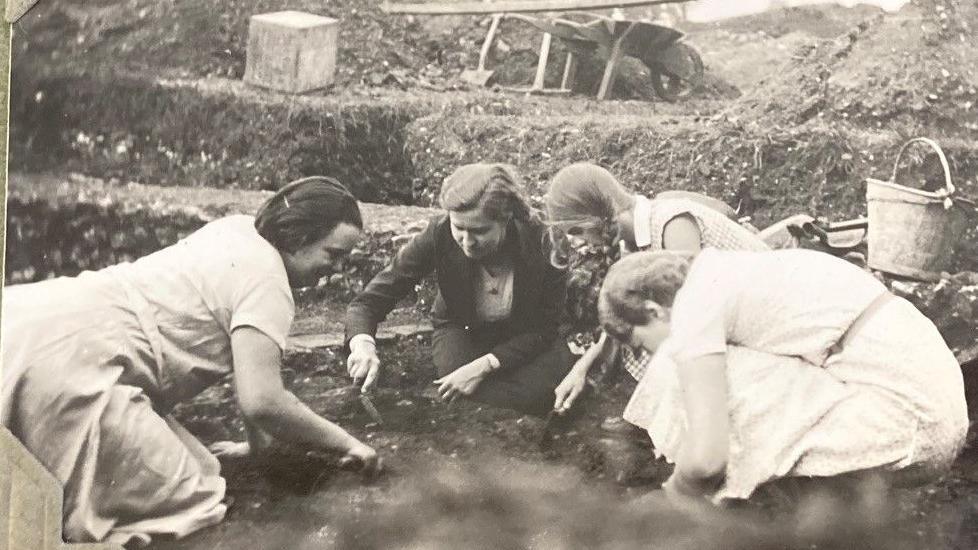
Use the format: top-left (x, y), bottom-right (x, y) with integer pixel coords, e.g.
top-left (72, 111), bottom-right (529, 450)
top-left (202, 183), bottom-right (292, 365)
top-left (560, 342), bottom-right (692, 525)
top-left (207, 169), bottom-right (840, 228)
top-left (108, 215), bottom-right (295, 405)
top-left (665, 248), bottom-right (887, 366)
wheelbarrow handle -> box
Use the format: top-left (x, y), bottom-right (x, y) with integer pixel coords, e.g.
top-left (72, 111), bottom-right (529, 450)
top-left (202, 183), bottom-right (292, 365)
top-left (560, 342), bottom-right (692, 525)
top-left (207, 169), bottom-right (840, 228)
top-left (788, 217), bottom-right (868, 252)
top-left (506, 13), bottom-right (603, 42)
top-left (813, 217), bottom-right (868, 233)
top-left (803, 221), bottom-right (829, 242)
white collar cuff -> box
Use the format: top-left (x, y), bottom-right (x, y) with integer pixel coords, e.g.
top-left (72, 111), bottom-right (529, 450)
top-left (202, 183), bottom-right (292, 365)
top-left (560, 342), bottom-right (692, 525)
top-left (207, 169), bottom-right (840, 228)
top-left (633, 195), bottom-right (653, 249)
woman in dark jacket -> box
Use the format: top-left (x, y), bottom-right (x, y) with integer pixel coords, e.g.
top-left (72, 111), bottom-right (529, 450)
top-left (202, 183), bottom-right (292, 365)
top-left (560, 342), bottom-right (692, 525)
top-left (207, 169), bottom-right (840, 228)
top-left (345, 163), bottom-right (573, 417)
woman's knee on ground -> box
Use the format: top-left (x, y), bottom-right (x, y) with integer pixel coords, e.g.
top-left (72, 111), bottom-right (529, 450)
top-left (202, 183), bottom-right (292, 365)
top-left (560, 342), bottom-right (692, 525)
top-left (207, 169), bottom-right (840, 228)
top-left (430, 327), bottom-right (487, 377)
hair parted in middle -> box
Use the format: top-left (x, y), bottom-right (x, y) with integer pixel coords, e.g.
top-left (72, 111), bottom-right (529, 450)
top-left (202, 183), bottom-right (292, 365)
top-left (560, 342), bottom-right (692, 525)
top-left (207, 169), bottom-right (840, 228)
top-left (438, 163), bottom-right (532, 222)
top-left (598, 251), bottom-right (692, 341)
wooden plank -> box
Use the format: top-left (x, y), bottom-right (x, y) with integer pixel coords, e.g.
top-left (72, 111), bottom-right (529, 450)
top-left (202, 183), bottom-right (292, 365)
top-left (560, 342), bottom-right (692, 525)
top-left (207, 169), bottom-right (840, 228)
top-left (560, 51), bottom-right (577, 90)
top-left (499, 85), bottom-right (572, 95)
top-left (381, 0), bottom-right (687, 15)
top-left (532, 32), bottom-right (552, 90)
top-left (596, 45), bottom-right (622, 100)
top-left (596, 20), bottom-right (638, 99)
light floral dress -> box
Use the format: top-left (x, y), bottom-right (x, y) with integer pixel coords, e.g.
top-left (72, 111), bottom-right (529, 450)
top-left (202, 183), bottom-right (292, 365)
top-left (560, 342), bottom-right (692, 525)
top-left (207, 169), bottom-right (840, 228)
top-left (623, 248), bottom-right (968, 500)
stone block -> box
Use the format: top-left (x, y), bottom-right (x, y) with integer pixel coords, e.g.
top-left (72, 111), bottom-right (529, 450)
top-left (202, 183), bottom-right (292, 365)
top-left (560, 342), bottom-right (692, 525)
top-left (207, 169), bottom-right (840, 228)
top-left (43, 489), bottom-right (63, 550)
top-left (244, 11), bottom-right (339, 94)
top-left (10, 474), bottom-right (46, 526)
top-left (2, 428), bottom-right (123, 550)
top-left (286, 323), bottom-right (434, 352)
top-left (1, 457), bottom-right (12, 547)
top-left (2, 429), bottom-right (61, 499)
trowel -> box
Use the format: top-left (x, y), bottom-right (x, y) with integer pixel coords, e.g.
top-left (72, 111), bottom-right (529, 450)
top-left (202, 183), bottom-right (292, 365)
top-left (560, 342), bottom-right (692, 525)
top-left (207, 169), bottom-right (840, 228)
top-left (538, 409), bottom-right (559, 450)
top-left (460, 14), bottom-right (502, 87)
top-left (359, 392), bottom-right (385, 426)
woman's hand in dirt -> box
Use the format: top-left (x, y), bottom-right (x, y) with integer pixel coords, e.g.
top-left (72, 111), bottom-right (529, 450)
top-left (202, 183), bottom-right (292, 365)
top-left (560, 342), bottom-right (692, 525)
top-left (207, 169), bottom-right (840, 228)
top-left (347, 338), bottom-right (381, 393)
top-left (434, 357), bottom-right (490, 403)
top-left (339, 441), bottom-right (382, 479)
top-left (209, 440), bottom-right (252, 460)
top-left (553, 367), bottom-right (588, 414)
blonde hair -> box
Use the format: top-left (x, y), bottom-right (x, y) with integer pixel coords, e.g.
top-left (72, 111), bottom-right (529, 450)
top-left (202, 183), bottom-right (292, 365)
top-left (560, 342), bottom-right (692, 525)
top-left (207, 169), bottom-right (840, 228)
top-left (545, 163), bottom-right (634, 229)
top-left (439, 163), bottom-right (532, 222)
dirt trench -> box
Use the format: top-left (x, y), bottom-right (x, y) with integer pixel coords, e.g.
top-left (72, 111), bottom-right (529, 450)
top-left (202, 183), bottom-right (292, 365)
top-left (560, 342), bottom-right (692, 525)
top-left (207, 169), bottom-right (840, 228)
top-left (144, 331), bottom-right (978, 550)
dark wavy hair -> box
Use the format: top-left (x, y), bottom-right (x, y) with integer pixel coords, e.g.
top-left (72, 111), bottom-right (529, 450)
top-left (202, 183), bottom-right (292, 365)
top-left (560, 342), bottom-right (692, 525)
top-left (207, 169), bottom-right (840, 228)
top-left (255, 176), bottom-right (363, 253)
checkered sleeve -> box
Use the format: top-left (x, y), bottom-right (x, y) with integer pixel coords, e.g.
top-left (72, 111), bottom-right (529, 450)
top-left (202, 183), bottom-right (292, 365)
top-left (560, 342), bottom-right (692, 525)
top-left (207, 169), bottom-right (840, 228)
top-left (646, 199), bottom-right (770, 253)
top-left (620, 344), bottom-right (653, 381)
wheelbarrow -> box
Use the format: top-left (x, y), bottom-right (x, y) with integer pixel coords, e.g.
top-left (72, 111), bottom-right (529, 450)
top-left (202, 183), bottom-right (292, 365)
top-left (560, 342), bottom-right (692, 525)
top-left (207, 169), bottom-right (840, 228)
top-left (504, 12), bottom-right (704, 100)
top-left (381, 0), bottom-right (702, 100)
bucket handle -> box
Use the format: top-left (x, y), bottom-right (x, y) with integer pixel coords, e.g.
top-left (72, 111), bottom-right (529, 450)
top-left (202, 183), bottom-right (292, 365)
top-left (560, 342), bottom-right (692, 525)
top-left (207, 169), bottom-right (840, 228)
top-left (891, 137), bottom-right (956, 201)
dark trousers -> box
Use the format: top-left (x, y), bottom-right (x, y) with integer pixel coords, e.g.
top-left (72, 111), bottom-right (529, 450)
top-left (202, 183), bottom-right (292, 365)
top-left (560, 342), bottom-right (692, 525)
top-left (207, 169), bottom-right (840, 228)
top-left (431, 323), bottom-right (574, 418)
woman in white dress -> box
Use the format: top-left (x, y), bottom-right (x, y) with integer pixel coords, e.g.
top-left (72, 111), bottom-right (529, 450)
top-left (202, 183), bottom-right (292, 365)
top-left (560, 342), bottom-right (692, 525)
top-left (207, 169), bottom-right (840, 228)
top-left (596, 249), bottom-right (968, 501)
top-left (1, 176), bottom-right (380, 546)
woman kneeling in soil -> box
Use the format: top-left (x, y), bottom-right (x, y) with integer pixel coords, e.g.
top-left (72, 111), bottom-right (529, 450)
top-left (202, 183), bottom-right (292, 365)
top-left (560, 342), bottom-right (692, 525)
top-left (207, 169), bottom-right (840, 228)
top-left (597, 249), bottom-right (968, 501)
top-left (1, 177), bottom-right (380, 546)
top-left (545, 162), bottom-right (813, 415)
top-left (345, 163), bottom-right (573, 417)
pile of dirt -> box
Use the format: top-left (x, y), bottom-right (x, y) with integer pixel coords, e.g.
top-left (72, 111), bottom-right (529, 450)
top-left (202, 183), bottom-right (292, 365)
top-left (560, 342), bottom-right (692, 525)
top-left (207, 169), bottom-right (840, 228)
top-left (13, 0), bottom-right (740, 101)
top-left (404, 106), bottom-right (978, 274)
top-left (12, 73), bottom-right (434, 198)
top-left (684, 3), bottom-right (888, 39)
top-left (686, 29), bottom-right (835, 93)
top-left (730, 0), bottom-right (978, 141)
top-left (399, 1), bottom-right (978, 272)
top-left (13, 0), bottom-right (481, 90)
top-left (10, 66), bottom-right (713, 197)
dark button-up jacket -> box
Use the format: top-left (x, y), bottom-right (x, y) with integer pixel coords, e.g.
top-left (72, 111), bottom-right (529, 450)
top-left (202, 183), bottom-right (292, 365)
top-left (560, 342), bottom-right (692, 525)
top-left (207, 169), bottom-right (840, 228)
top-left (344, 214), bottom-right (567, 370)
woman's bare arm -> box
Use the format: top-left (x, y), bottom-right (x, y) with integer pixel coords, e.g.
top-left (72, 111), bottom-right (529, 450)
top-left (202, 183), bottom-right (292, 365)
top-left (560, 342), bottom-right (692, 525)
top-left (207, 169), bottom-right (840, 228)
top-left (673, 353), bottom-right (729, 489)
top-left (661, 214), bottom-right (704, 253)
top-left (554, 331), bottom-right (618, 412)
top-left (231, 326), bottom-right (377, 470)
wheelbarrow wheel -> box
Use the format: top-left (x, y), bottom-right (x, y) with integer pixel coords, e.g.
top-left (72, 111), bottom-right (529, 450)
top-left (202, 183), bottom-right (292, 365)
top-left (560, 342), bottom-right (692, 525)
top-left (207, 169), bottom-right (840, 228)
top-left (649, 42), bottom-right (704, 102)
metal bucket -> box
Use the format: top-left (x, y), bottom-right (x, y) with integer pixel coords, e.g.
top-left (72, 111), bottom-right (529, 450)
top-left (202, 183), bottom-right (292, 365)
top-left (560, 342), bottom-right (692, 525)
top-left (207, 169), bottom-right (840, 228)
top-left (866, 138), bottom-right (970, 281)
